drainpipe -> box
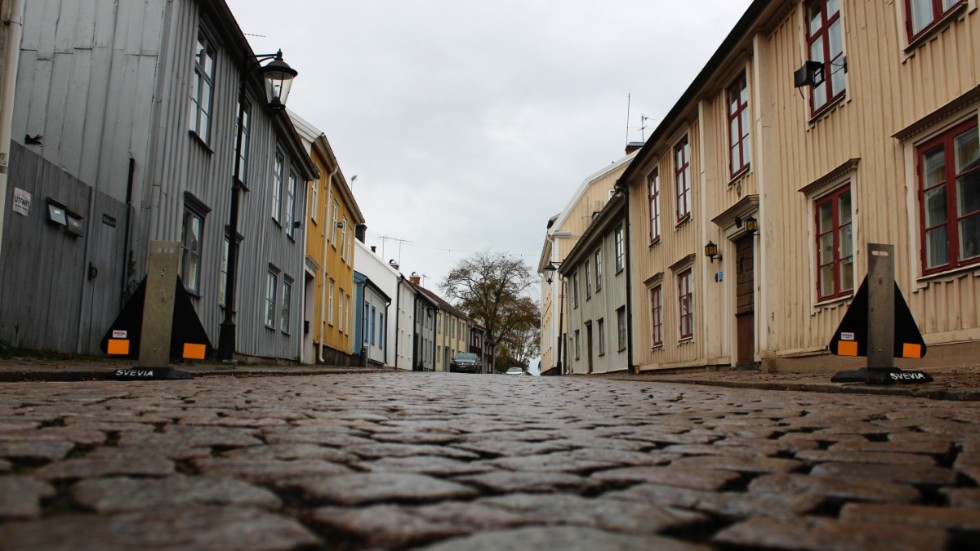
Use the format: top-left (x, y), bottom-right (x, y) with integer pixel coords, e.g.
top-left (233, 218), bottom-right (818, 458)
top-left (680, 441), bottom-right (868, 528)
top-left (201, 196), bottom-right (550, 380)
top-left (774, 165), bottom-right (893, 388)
top-left (617, 182), bottom-right (635, 374)
top-left (318, 160), bottom-right (338, 363)
top-left (0, 0), bottom-right (26, 263)
top-left (393, 275), bottom-right (401, 368)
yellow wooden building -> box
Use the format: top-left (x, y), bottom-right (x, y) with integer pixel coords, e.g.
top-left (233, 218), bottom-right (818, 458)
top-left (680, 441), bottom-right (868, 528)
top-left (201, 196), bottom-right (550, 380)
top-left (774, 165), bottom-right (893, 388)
top-left (621, 0), bottom-right (979, 373)
top-left (293, 113), bottom-right (365, 365)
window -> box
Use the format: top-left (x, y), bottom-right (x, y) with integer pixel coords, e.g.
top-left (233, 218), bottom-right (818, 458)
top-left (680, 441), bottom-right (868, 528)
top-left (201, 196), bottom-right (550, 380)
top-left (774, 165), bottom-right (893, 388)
top-left (272, 150), bottom-right (284, 222)
top-left (285, 170), bottom-right (297, 238)
top-left (816, 186), bottom-right (854, 300)
top-left (675, 138), bottom-right (691, 221)
top-left (189, 31), bottom-right (215, 142)
top-left (180, 209), bottom-right (203, 294)
top-left (328, 279), bottom-right (335, 326)
top-left (585, 260), bottom-right (592, 298)
top-left (906, 0), bottom-right (964, 40)
top-left (331, 201), bottom-right (340, 246)
top-left (281, 278), bottom-right (292, 333)
top-left (235, 98), bottom-right (251, 184)
top-left (572, 273), bottom-right (579, 308)
top-left (379, 313), bottom-right (385, 350)
top-left (678, 270), bottom-right (693, 339)
top-left (219, 236), bottom-right (229, 306)
top-left (648, 170), bottom-right (661, 242)
top-left (615, 225), bottom-right (625, 272)
top-left (616, 306), bottom-right (627, 351)
top-left (370, 305), bottom-right (377, 345)
top-left (728, 73), bottom-right (751, 177)
top-left (806, 0), bottom-right (846, 114)
top-left (650, 285), bottom-right (663, 348)
top-left (340, 216), bottom-right (349, 260)
top-left (265, 270), bottom-right (278, 328)
top-left (310, 180), bottom-right (318, 222)
top-left (594, 249), bottom-right (602, 292)
top-left (918, 120), bottom-right (980, 275)
top-left (575, 329), bottom-right (581, 360)
top-left (363, 302), bottom-right (370, 343)
top-left (597, 318), bottom-right (605, 356)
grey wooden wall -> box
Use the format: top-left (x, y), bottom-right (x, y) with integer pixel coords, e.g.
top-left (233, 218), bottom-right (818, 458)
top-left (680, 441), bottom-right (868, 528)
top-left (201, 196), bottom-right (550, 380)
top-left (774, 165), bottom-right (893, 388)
top-left (0, 143), bottom-right (127, 354)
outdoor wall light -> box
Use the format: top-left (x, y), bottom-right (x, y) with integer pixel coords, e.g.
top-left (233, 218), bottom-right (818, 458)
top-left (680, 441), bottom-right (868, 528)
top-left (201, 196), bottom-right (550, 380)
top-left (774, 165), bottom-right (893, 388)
top-left (543, 261), bottom-right (562, 284)
top-left (704, 241), bottom-right (721, 263)
top-left (735, 215), bottom-right (759, 234)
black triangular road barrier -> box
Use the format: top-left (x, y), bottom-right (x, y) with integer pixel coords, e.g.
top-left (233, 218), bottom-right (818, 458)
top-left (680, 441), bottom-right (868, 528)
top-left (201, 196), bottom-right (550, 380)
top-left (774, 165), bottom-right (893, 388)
top-left (100, 276), bottom-right (213, 361)
top-left (828, 276), bottom-right (927, 360)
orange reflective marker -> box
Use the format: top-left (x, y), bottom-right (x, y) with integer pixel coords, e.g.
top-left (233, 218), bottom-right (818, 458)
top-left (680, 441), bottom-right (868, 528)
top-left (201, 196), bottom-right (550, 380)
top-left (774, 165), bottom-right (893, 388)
top-left (902, 343), bottom-right (923, 359)
top-left (837, 341), bottom-right (858, 357)
top-left (107, 339), bottom-right (130, 355)
top-left (183, 343), bottom-right (206, 360)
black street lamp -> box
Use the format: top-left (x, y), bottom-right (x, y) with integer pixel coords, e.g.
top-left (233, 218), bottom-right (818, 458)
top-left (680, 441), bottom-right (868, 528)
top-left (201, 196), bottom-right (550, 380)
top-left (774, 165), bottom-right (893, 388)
top-left (218, 50), bottom-right (297, 361)
top-left (543, 261), bottom-right (564, 375)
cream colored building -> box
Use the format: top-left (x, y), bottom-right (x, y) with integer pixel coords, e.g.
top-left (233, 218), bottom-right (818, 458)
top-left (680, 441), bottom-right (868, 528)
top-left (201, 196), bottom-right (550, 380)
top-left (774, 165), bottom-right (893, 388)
top-left (622, 0), bottom-right (979, 373)
top-left (538, 151), bottom-right (636, 374)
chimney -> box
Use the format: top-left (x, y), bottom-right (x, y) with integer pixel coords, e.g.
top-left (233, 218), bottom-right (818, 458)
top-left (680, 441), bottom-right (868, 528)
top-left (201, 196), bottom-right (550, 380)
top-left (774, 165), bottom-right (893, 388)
top-left (409, 272), bottom-right (421, 285)
top-left (355, 223), bottom-right (367, 243)
top-left (625, 141), bottom-right (644, 155)
top-left (371, 246), bottom-right (377, 253)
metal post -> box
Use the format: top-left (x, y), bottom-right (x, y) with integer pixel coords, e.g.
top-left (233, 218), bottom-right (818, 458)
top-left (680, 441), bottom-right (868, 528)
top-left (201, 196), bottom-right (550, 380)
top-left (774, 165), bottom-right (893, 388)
top-left (139, 242), bottom-right (180, 368)
top-left (867, 243), bottom-right (894, 369)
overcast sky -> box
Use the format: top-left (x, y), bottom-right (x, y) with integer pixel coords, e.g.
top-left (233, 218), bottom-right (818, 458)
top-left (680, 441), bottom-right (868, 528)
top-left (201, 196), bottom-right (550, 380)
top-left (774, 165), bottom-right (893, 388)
top-left (226, 0), bottom-right (754, 292)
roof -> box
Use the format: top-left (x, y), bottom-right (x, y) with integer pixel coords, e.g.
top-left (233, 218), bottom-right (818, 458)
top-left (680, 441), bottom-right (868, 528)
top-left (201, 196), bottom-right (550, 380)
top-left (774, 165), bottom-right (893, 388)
top-left (617, 0), bottom-right (770, 187)
top-left (289, 110), bottom-right (365, 224)
top-left (415, 286), bottom-right (469, 321)
top-left (559, 193), bottom-right (626, 274)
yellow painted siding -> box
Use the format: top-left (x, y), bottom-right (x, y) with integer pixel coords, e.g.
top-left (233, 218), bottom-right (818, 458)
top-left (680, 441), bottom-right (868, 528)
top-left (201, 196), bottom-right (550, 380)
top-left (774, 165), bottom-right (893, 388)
top-left (305, 141), bottom-right (360, 360)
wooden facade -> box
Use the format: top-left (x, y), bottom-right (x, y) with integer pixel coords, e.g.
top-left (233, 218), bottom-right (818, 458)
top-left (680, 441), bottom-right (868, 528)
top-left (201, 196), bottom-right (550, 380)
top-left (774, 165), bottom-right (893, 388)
top-left (4, 0), bottom-right (317, 360)
top-left (538, 152), bottom-right (635, 373)
top-left (294, 113), bottom-right (364, 365)
top-left (620, 0), bottom-right (980, 373)
top-left (559, 194), bottom-right (629, 374)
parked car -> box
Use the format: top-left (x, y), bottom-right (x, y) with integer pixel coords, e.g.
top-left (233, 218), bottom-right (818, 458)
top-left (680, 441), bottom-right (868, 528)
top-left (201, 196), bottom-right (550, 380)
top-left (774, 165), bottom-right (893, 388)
top-left (450, 352), bottom-right (482, 373)
top-left (505, 367), bottom-right (525, 375)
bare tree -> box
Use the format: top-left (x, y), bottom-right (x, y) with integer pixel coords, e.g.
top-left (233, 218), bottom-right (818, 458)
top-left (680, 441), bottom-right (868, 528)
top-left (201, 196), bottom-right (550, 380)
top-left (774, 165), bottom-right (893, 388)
top-left (441, 250), bottom-right (540, 372)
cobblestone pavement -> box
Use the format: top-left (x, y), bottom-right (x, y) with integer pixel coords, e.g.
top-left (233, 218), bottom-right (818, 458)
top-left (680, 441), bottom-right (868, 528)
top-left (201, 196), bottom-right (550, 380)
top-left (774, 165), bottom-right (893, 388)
top-left (0, 372), bottom-right (978, 551)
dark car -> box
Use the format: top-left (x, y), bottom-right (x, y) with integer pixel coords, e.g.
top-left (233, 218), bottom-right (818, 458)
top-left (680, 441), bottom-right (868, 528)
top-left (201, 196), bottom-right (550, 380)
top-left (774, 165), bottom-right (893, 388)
top-left (450, 352), bottom-right (482, 373)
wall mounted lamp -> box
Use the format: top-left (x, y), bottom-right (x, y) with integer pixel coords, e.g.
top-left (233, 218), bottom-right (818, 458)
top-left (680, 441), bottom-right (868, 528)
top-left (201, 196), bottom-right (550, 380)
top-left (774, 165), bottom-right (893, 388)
top-left (543, 261), bottom-right (562, 284)
top-left (735, 215), bottom-right (759, 234)
top-left (704, 241), bottom-right (721, 263)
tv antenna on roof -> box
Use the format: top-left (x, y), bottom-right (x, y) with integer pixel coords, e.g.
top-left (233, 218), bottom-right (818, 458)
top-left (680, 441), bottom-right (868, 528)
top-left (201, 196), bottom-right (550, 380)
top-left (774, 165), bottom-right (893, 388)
top-left (640, 114), bottom-right (657, 141)
top-left (378, 235), bottom-right (411, 265)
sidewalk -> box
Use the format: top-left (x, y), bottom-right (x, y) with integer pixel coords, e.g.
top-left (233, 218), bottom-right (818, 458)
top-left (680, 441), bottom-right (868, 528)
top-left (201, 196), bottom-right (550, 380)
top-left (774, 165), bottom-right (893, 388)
top-left (0, 354), bottom-right (389, 382)
top-left (2, 353), bottom-right (979, 400)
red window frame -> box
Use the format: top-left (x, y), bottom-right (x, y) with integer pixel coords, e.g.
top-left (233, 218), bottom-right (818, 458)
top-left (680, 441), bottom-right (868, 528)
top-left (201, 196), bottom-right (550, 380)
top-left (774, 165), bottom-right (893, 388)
top-left (905, 0), bottom-right (964, 41)
top-left (650, 285), bottom-right (663, 348)
top-left (648, 169), bottom-right (661, 243)
top-left (675, 138), bottom-right (691, 222)
top-left (917, 119), bottom-right (980, 275)
top-left (815, 185), bottom-right (854, 301)
top-left (805, 0), bottom-right (846, 115)
top-left (727, 73), bottom-right (750, 177)
top-left (678, 269), bottom-right (693, 339)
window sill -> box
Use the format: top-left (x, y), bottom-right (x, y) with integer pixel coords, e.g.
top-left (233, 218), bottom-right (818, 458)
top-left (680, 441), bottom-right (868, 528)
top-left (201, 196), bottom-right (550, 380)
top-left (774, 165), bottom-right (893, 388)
top-left (188, 130), bottom-right (213, 154)
top-left (905, 3), bottom-right (969, 53)
top-left (678, 337), bottom-right (693, 345)
top-left (812, 293), bottom-right (853, 313)
top-left (650, 344), bottom-right (663, 351)
top-left (809, 93), bottom-right (847, 125)
top-left (675, 215), bottom-right (691, 229)
top-left (728, 165), bottom-right (750, 187)
top-left (265, 325), bottom-right (275, 331)
top-left (915, 261), bottom-right (980, 290)
top-left (649, 236), bottom-right (661, 249)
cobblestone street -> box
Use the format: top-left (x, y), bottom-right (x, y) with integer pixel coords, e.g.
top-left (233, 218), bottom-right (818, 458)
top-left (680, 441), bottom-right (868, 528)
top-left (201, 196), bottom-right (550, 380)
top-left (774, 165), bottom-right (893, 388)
top-left (1, 372), bottom-right (978, 550)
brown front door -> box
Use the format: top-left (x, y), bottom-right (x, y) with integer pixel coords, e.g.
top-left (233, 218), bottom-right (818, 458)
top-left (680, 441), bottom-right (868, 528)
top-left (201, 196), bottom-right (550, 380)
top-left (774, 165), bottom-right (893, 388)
top-left (735, 235), bottom-right (755, 367)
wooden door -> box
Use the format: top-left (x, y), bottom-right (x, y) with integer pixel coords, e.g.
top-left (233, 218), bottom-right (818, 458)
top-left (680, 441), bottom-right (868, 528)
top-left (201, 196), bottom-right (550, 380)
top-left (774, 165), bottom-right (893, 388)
top-left (735, 235), bottom-right (755, 366)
